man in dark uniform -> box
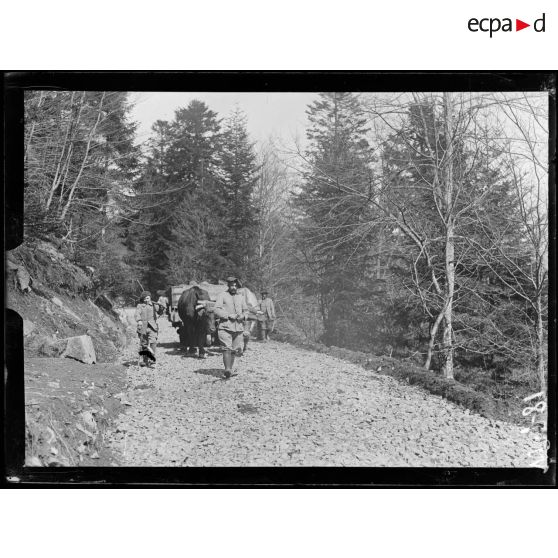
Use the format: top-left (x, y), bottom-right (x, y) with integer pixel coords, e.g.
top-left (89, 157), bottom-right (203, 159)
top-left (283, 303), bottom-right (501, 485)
top-left (180, 285), bottom-right (211, 358)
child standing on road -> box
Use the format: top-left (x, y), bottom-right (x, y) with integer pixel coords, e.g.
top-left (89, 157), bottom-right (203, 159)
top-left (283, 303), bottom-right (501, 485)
top-left (135, 291), bottom-right (163, 367)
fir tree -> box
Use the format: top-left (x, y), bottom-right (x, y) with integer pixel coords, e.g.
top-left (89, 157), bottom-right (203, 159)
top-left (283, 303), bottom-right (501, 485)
top-left (129, 119), bottom-right (176, 291)
top-left (133, 101), bottom-right (225, 289)
top-left (295, 92), bottom-right (376, 345)
top-left (215, 108), bottom-right (260, 282)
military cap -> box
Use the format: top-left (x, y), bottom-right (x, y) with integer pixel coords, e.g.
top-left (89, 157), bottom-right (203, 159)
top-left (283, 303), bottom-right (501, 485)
top-left (225, 276), bottom-right (242, 287)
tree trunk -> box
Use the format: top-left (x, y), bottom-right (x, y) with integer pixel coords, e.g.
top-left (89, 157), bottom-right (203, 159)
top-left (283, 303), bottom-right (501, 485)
top-left (441, 223), bottom-right (455, 379)
top-left (536, 294), bottom-right (546, 391)
top-left (441, 92), bottom-right (455, 380)
top-left (60, 93), bottom-right (105, 221)
top-left (424, 307), bottom-right (445, 370)
top-left (57, 143), bottom-right (74, 209)
top-left (376, 235), bottom-right (383, 279)
top-left (46, 91), bottom-right (77, 211)
top-left (24, 91), bottom-right (45, 164)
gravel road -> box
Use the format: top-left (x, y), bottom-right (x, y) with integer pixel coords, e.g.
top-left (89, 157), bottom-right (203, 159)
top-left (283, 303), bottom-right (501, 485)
top-left (107, 319), bottom-right (545, 467)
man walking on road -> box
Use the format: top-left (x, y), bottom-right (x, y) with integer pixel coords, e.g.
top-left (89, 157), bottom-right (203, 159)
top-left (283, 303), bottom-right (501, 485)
top-left (135, 291), bottom-right (164, 366)
top-left (238, 286), bottom-right (259, 356)
top-left (156, 289), bottom-right (169, 319)
top-left (214, 276), bottom-right (248, 378)
top-left (258, 289), bottom-right (276, 341)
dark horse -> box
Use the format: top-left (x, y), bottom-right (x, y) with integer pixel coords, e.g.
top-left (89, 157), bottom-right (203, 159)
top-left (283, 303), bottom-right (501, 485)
top-left (177, 286), bottom-right (213, 357)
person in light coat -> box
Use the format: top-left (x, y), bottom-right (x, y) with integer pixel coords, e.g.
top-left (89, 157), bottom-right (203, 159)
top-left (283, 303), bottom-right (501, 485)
top-left (238, 286), bottom-right (259, 356)
top-left (258, 289), bottom-right (276, 341)
top-left (135, 291), bottom-right (164, 366)
top-left (214, 276), bottom-right (248, 378)
top-left (156, 290), bottom-right (169, 318)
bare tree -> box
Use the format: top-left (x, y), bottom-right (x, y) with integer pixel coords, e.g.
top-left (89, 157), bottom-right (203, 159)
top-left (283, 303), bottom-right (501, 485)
top-left (24, 90), bottom-right (139, 296)
top-left (298, 92), bottom-right (543, 379)
top-left (358, 93), bottom-right (488, 377)
top-left (25, 91), bottom-right (137, 235)
top-left (253, 140), bottom-right (296, 291)
top-left (464, 93), bottom-right (549, 390)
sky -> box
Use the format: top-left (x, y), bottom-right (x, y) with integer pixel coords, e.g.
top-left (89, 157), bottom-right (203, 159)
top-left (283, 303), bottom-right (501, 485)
top-left (130, 92), bottom-right (318, 148)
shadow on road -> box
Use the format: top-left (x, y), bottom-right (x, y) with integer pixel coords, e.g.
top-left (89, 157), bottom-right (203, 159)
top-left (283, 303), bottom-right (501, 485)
top-left (192, 369), bottom-right (239, 383)
top-left (121, 359), bottom-right (140, 367)
top-left (159, 341), bottom-right (222, 358)
top-left (208, 373), bottom-right (239, 383)
top-left (163, 347), bottom-right (188, 357)
top-left (158, 341), bottom-right (181, 349)
top-left (193, 368), bottom-right (225, 378)
top-left (164, 349), bottom-right (223, 359)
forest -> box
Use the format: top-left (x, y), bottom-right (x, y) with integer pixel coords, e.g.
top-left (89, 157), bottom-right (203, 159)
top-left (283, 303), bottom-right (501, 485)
top-left (23, 90), bottom-right (549, 395)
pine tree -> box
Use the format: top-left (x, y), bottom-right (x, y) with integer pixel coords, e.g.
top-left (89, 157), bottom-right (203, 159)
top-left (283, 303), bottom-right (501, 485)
top-left (167, 100), bottom-right (223, 281)
top-left (132, 100), bottom-right (225, 290)
top-left (129, 120), bottom-right (176, 291)
top-left (215, 108), bottom-right (260, 282)
top-left (295, 93), bottom-right (376, 345)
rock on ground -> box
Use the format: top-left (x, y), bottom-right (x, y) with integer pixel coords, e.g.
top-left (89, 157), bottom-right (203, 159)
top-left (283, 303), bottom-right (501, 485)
top-left (7, 259), bottom-right (32, 292)
top-left (23, 319), bottom-right (36, 336)
top-left (106, 320), bottom-right (545, 467)
top-left (61, 335), bottom-right (96, 364)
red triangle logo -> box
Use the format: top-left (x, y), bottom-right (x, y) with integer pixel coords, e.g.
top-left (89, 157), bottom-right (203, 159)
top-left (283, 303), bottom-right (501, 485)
top-left (516, 19), bottom-right (530, 31)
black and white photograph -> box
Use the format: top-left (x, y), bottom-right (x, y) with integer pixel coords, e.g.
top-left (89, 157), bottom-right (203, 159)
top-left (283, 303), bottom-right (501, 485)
top-left (3, 73), bottom-right (555, 484)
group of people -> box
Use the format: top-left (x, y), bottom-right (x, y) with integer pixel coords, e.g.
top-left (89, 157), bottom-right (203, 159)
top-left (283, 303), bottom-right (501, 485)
top-left (135, 277), bottom-right (276, 377)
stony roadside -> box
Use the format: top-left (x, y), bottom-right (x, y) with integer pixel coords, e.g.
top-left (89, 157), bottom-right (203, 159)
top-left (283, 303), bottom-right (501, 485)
top-left (106, 319), bottom-right (545, 467)
top-left (24, 357), bottom-right (127, 467)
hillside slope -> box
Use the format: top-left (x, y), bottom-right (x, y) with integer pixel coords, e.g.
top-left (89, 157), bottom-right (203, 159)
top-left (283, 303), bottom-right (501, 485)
top-left (7, 239), bottom-right (136, 467)
top-left (7, 239), bottom-right (130, 362)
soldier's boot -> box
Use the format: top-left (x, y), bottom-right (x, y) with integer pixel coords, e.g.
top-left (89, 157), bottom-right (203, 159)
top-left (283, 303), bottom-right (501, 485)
top-left (149, 343), bottom-right (157, 366)
top-left (223, 350), bottom-right (232, 378)
top-left (243, 335), bottom-right (249, 353)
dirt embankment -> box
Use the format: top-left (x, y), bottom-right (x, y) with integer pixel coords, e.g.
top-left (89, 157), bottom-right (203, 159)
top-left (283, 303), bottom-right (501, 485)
top-left (7, 239), bottom-right (134, 467)
top-left (7, 239), bottom-right (130, 362)
top-left (24, 357), bottom-right (128, 466)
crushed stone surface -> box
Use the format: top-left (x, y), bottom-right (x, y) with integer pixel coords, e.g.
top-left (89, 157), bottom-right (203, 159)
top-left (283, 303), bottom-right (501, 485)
top-left (107, 320), bottom-right (544, 467)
